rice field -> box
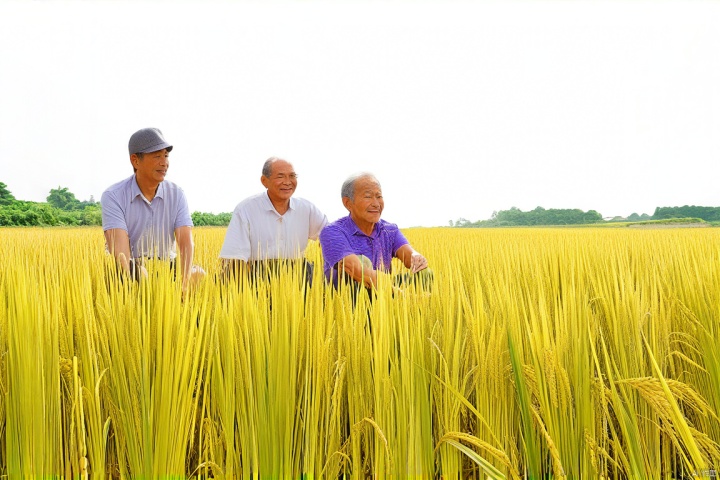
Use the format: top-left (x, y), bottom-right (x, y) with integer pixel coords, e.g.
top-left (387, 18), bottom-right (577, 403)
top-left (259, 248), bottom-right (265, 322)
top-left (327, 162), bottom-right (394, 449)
top-left (0, 225), bottom-right (719, 478)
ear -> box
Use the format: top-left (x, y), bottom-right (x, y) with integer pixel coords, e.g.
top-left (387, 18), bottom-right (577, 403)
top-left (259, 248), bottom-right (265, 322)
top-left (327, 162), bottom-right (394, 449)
top-left (261, 175), bottom-right (270, 189)
top-left (130, 154), bottom-right (139, 167)
top-left (342, 196), bottom-right (352, 212)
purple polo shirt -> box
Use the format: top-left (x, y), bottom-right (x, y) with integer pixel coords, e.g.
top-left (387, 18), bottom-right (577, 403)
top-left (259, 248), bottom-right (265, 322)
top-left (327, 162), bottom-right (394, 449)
top-left (319, 215), bottom-right (409, 285)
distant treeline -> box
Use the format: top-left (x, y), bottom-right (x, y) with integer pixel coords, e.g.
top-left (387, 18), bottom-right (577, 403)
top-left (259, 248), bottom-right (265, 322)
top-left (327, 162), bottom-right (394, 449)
top-left (3, 181), bottom-right (718, 228)
top-left (191, 211), bottom-right (232, 226)
top-left (0, 183), bottom-right (102, 227)
top-left (0, 182), bottom-right (231, 227)
top-left (652, 205), bottom-right (720, 223)
top-left (453, 205), bottom-right (720, 227)
top-left (452, 207), bottom-right (602, 227)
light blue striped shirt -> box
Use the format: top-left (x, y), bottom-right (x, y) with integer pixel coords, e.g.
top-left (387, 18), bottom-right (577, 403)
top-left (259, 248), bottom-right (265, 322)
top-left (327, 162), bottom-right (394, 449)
top-left (101, 175), bottom-right (192, 259)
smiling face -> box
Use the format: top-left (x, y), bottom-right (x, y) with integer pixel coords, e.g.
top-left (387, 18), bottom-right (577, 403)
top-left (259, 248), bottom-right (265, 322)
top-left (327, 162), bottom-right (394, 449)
top-left (261, 159), bottom-right (297, 206)
top-left (343, 176), bottom-right (384, 233)
top-left (132, 149), bottom-right (169, 185)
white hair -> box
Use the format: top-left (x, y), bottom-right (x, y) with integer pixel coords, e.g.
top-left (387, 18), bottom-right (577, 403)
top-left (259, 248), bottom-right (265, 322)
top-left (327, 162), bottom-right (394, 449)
top-left (341, 172), bottom-right (380, 200)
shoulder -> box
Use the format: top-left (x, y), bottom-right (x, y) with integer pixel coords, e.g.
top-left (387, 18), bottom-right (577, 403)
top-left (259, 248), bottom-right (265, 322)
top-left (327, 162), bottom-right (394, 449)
top-left (291, 197), bottom-right (324, 213)
top-left (377, 219), bottom-right (401, 232)
top-left (320, 217), bottom-right (344, 233)
top-left (291, 196), bottom-right (319, 206)
top-left (103, 175), bottom-right (133, 194)
top-left (234, 192), bottom-right (268, 212)
top-left (160, 179), bottom-right (185, 194)
top-left (101, 176), bottom-right (133, 202)
top-left (158, 180), bottom-right (190, 210)
top-left (321, 216), bottom-right (352, 236)
top-left (328, 215), bottom-right (353, 229)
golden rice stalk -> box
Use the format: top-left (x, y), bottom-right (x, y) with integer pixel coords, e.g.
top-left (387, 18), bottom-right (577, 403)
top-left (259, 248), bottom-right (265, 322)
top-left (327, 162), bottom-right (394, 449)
top-left (1, 226), bottom-right (719, 477)
top-left (437, 431), bottom-right (521, 480)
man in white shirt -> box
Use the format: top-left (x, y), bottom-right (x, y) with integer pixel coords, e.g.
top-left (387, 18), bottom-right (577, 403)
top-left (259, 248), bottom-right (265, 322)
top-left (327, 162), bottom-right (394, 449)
top-left (219, 157), bottom-right (327, 284)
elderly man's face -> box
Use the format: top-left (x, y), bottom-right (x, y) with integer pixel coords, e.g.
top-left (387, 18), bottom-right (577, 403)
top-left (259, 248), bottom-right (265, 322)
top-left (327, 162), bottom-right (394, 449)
top-left (261, 160), bottom-right (297, 204)
top-left (132, 149), bottom-right (169, 184)
top-left (344, 177), bottom-right (384, 227)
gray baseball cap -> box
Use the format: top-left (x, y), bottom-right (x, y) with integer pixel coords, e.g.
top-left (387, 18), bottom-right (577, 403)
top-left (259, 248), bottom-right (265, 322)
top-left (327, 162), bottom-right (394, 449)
top-left (128, 128), bottom-right (173, 155)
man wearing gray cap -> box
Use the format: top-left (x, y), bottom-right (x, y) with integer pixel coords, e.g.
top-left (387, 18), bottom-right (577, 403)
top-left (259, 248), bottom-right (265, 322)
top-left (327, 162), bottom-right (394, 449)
top-left (101, 127), bottom-right (204, 290)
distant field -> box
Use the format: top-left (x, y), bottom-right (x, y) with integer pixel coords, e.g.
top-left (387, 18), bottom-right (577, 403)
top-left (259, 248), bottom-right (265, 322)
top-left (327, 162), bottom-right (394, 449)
top-left (562, 217), bottom-right (713, 228)
top-left (1, 226), bottom-right (719, 478)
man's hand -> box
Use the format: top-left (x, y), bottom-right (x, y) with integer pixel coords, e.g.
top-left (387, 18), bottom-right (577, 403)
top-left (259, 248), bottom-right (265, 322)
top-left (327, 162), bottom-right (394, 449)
top-left (187, 265), bottom-right (206, 288)
top-left (396, 244), bottom-right (428, 273)
top-left (410, 252), bottom-right (428, 273)
top-left (341, 254), bottom-right (378, 288)
top-left (130, 258), bottom-right (149, 281)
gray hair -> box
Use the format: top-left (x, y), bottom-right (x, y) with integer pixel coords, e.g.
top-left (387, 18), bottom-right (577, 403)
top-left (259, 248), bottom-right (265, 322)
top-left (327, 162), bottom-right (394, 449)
top-left (131, 152), bottom-right (144, 173)
top-left (262, 157), bottom-right (284, 178)
top-left (341, 172), bottom-right (380, 200)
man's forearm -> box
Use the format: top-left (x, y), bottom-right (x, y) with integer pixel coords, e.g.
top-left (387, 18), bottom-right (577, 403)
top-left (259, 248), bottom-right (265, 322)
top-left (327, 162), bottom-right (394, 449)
top-left (105, 229), bottom-right (134, 275)
top-left (178, 242), bottom-right (194, 285)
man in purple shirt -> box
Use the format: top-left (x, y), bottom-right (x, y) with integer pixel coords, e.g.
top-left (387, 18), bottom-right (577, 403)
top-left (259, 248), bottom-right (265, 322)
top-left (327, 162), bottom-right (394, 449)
top-left (319, 172), bottom-right (431, 290)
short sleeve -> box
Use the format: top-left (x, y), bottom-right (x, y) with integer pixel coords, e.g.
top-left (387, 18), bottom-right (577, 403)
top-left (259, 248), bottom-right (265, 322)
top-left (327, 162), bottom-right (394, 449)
top-left (392, 227), bottom-right (409, 255)
top-left (219, 207), bottom-right (251, 260)
top-left (308, 202), bottom-right (328, 241)
top-left (101, 189), bottom-right (128, 233)
top-left (319, 224), bottom-right (355, 271)
top-left (174, 188), bottom-right (193, 229)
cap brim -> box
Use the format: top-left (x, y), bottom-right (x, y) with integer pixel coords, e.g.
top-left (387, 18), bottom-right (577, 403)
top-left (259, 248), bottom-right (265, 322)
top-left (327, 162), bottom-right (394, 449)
top-left (138, 143), bottom-right (173, 153)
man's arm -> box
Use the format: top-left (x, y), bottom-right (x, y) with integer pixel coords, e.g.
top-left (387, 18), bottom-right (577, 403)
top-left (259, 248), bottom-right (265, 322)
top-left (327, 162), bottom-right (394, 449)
top-left (219, 207), bottom-right (252, 260)
top-left (104, 228), bottom-right (136, 275)
top-left (101, 187), bottom-right (142, 278)
top-left (175, 226), bottom-right (195, 290)
top-left (308, 202), bottom-right (329, 240)
top-left (395, 244), bottom-right (428, 273)
top-left (340, 254), bottom-right (379, 288)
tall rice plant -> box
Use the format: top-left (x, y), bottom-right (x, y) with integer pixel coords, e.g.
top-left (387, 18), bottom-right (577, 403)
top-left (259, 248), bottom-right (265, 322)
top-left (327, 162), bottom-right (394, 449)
top-left (1, 225), bottom-right (720, 478)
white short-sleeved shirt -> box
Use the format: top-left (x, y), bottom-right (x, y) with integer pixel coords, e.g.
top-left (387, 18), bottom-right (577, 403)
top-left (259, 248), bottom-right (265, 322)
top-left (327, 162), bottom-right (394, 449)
top-left (101, 175), bottom-right (193, 260)
top-left (219, 192), bottom-right (328, 261)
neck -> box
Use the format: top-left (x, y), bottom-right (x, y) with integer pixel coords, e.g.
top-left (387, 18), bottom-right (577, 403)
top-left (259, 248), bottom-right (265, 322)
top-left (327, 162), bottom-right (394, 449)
top-left (351, 216), bottom-right (375, 236)
top-left (269, 195), bottom-right (290, 215)
top-left (135, 175), bottom-right (160, 201)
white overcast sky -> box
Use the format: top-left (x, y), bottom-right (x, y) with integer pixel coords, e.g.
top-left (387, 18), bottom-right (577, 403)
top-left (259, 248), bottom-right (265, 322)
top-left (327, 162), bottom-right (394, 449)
top-left (1, 0), bottom-right (718, 227)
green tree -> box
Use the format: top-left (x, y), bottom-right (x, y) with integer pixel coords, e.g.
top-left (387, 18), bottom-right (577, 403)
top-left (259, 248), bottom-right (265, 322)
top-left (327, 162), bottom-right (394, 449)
top-left (47, 186), bottom-right (80, 210)
top-left (0, 182), bottom-right (15, 206)
top-left (81, 205), bottom-right (102, 226)
top-left (653, 205), bottom-right (720, 222)
top-left (484, 206), bottom-right (602, 226)
top-left (191, 211), bottom-right (232, 226)
top-left (583, 210), bottom-right (602, 223)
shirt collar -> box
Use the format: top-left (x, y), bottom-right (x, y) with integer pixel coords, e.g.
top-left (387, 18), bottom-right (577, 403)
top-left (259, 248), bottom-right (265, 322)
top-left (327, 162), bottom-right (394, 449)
top-left (349, 215), bottom-right (381, 237)
top-left (130, 176), bottom-right (142, 203)
top-left (263, 191), bottom-right (295, 213)
top-left (131, 175), bottom-right (164, 203)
